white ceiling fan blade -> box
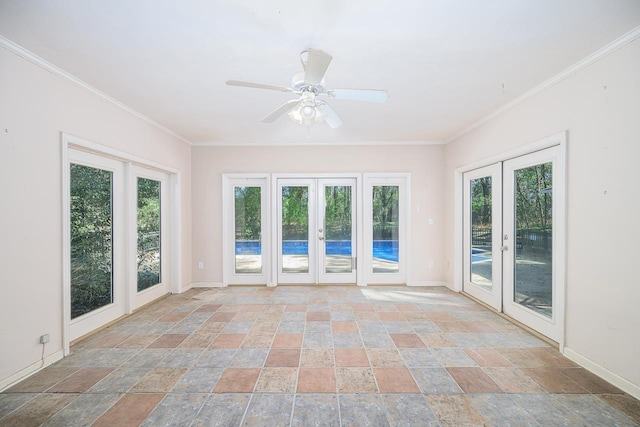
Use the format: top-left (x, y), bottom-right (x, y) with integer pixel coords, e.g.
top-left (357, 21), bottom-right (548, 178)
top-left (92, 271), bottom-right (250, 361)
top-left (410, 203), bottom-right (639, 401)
top-left (226, 80), bottom-right (292, 93)
top-left (317, 103), bottom-right (343, 128)
top-left (304, 49), bottom-right (332, 85)
top-left (327, 89), bottom-right (388, 103)
top-left (262, 99), bottom-right (301, 123)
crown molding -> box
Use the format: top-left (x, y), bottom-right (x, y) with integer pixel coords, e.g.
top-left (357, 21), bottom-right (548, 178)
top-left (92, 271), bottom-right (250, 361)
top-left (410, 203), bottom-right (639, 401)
top-left (0, 35), bottom-right (192, 146)
top-left (445, 25), bottom-right (640, 144)
top-left (192, 139), bottom-right (444, 147)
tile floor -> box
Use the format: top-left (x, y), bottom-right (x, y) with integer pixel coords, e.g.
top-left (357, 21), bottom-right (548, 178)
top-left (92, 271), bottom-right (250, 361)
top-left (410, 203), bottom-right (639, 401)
top-left (1, 286), bottom-right (638, 426)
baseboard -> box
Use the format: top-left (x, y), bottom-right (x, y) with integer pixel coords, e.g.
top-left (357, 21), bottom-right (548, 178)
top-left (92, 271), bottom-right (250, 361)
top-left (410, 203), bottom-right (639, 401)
top-left (562, 347), bottom-right (640, 399)
top-left (191, 282), bottom-right (226, 288)
top-left (407, 281), bottom-right (448, 287)
top-left (0, 349), bottom-right (64, 392)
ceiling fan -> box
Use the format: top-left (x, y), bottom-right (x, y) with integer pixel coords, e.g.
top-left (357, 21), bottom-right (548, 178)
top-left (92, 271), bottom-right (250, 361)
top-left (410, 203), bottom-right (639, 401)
top-left (226, 49), bottom-right (388, 128)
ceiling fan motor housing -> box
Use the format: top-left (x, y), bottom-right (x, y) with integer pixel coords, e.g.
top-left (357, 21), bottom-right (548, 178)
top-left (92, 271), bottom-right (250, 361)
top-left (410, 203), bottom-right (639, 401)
top-left (291, 72), bottom-right (325, 94)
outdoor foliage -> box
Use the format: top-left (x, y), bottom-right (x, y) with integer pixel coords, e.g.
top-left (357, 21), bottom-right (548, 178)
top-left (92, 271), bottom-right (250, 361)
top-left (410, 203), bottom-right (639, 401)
top-left (235, 186), bottom-right (262, 241)
top-left (372, 185), bottom-right (399, 240)
top-left (281, 186), bottom-right (309, 240)
top-left (137, 178), bottom-right (161, 291)
top-left (515, 163), bottom-right (552, 231)
top-left (324, 186), bottom-right (352, 240)
top-left (70, 164), bottom-right (113, 319)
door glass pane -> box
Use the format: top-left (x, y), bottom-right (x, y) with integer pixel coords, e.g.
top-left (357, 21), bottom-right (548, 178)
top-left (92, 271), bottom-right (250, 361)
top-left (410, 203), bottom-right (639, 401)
top-left (137, 178), bottom-right (161, 291)
top-left (324, 185), bottom-right (352, 274)
top-left (372, 185), bottom-right (399, 273)
top-left (70, 164), bottom-right (113, 319)
top-left (282, 186), bottom-right (309, 273)
top-left (470, 177), bottom-right (492, 288)
top-left (235, 186), bottom-right (262, 274)
top-left (514, 162), bottom-right (553, 317)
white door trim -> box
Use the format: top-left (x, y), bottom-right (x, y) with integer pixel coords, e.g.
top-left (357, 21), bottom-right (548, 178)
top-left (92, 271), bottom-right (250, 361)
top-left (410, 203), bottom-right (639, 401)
top-left (462, 163), bottom-right (503, 311)
top-left (61, 132), bottom-right (181, 354)
top-left (363, 173), bottom-right (411, 285)
top-left (502, 145), bottom-right (565, 342)
top-left (222, 175), bottom-right (271, 285)
top-left (453, 131), bottom-right (566, 347)
top-left (130, 166), bottom-right (171, 309)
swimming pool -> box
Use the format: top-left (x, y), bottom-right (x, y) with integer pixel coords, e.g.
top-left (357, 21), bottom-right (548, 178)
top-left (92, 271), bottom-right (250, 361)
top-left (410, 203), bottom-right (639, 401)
top-left (471, 247), bottom-right (491, 263)
top-left (235, 240), bottom-right (399, 262)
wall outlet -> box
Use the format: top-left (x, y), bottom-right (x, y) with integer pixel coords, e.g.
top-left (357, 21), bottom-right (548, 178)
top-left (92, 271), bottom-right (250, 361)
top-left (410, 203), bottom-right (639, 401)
top-left (198, 262), bottom-right (204, 269)
top-left (40, 334), bottom-right (50, 344)
top-left (428, 260), bottom-right (434, 269)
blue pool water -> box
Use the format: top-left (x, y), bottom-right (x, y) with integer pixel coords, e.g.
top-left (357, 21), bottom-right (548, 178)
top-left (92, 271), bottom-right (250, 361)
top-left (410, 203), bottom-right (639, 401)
top-left (471, 247), bottom-right (491, 263)
top-left (235, 240), bottom-right (399, 262)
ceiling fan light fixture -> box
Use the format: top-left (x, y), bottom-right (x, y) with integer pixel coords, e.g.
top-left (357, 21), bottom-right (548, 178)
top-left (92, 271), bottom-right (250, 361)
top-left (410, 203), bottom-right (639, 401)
top-left (288, 102), bottom-right (327, 126)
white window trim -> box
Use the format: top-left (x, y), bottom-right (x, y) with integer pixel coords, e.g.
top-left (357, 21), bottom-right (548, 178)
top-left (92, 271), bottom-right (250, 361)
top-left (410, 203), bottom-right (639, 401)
top-left (270, 173), bottom-right (363, 286)
top-left (222, 174), bottom-right (271, 286)
top-left (453, 131), bottom-right (566, 348)
top-left (363, 173), bottom-right (411, 285)
top-left (61, 132), bottom-right (182, 354)
top-left (130, 166), bottom-right (171, 309)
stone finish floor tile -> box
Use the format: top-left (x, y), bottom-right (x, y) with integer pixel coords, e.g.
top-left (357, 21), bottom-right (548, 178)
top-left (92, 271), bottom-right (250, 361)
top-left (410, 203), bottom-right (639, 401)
top-left (374, 368), bottom-right (420, 393)
top-left (339, 394), bottom-right (390, 427)
top-left (242, 393), bottom-right (294, 426)
top-left (5, 368), bottom-right (78, 393)
top-left (0, 393), bottom-right (79, 427)
top-left (336, 367), bottom-right (378, 393)
top-left (366, 348), bottom-right (405, 367)
top-left (483, 367), bottom-right (546, 393)
top-left (3, 285), bottom-right (638, 426)
top-left (297, 368), bottom-right (336, 393)
top-left (446, 367), bottom-right (502, 393)
top-left (291, 394), bottom-right (340, 427)
top-left (426, 394), bottom-right (486, 426)
top-left (410, 368), bottom-right (463, 394)
top-left (141, 393), bottom-right (207, 427)
top-left (93, 393), bottom-right (164, 427)
top-left (47, 368), bottom-right (113, 393)
top-left (40, 393), bottom-right (121, 427)
top-left (191, 393), bottom-right (250, 427)
top-left (213, 368), bottom-right (260, 393)
top-left (522, 367), bottom-right (589, 393)
top-left (255, 368), bottom-right (298, 392)
top-left (599, 393), bottom-right (640, 425)
top-left (382, 394), bottom-right (440, 426)
top-left (469, 394), bottom-right (539, 426)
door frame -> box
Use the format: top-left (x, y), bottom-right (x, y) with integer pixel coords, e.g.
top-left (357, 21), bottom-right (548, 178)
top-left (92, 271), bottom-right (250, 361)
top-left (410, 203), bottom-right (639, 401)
top-left (65, 149), bottom-right (127, 342)
top-left (271, 173), bottom-right (363, 286)
top-left (502, 146), bottom-right (564, 341)
top-left (453, 132), bottom-right (566, 346)
top-left (363, 173), bottom-right (411, 285)
top-left (129, 166), bottom-right (171, 309)
top-left (222, 174), bottom-right (271, 285)
top-left (462, 163), bottom-right (503, 311)
top-left (62, 133), bottom-right (182, 354)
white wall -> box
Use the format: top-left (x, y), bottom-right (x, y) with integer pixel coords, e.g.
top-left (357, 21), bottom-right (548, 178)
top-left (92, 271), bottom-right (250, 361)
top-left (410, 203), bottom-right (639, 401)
top-left (443, 38), bottom-right (640, 394)
top-left (0, 47), bottom-right (192, 388)
top-left (191, 144), bottom-right (445, 286)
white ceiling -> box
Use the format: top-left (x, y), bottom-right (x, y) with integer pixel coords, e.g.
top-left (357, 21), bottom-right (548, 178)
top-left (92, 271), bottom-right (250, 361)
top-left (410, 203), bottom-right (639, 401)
top-left (1, 1), bottom-right (640, 145)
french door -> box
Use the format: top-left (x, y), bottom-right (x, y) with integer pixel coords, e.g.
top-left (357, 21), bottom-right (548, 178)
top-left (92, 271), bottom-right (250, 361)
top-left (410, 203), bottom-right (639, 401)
top-left (463, 146), bottom-right (563, 341)
top-left (131, 166), bottom-right (170, 309)
top-left (68, 149), bottom-right (126, 341)
top-left (277, 178), bottom-right (356, 284)
top-left (463, 164), bottom-right (502, 311)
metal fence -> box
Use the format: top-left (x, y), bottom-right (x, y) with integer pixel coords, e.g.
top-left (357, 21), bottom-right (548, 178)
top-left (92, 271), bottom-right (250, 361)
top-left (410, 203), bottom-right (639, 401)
top-left (471, 227), bottom-right (551, 254)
